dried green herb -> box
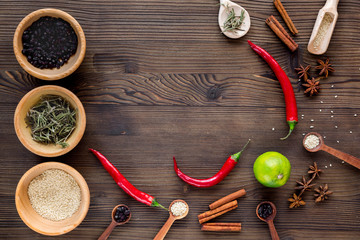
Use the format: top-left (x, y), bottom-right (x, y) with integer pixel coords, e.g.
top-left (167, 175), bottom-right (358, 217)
top-left (222, 4), bottom-right (245, 33)
top-left (25, 95), bottom-right (77, 148)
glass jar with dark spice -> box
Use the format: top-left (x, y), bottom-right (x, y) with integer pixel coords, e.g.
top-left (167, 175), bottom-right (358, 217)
top-left (21, 16), bottom-right (78, 69)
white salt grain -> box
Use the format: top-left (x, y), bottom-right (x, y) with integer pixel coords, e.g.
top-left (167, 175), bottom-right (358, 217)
top-left (304, 134), bottom-right (320, 149)
top-left (335, 95), bottom-right (338, 98)
top-left (272, 128), bottom-right (275, 131)
top-left (27, 169), bottom-right (81, 221)
top-left (310, 126), bottom-right (314, 129)
top-left (331, 85), bottom-right (334, 88)
top-left (335, 126), bottom-right (338, 129)
top-left (354, 114), bottom-right (357, 117)
top-left (329, 164), bottom-right (332, 167)
top-left (350, 131), bottom-right (353, 134)
top-left (171, 201), bottom-right (187, 217)
top-left (337, 140), bottom-right (340, 143)
top-left (320, 109), bottom-right (322, 112)
top-left (310, 119), bottom-right (314, 122)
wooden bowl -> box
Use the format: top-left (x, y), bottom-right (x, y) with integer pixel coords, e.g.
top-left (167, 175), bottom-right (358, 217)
top-left (15, 162), bottom-right (90, 236)
top-left (14, 85), bottom-right (86, 157)
top-left (13, 8), bottom-right (86, 80)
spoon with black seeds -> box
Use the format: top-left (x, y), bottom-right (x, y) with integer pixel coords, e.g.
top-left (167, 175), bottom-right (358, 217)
top-left (256, 201), bottom-right (279, 240)
top-left (98, 204), bottom-right (131, 240)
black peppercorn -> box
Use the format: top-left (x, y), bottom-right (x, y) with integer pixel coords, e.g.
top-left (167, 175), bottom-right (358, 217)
top-left (21, 16), bottom-right (78, 69)
top-left (258, 203), bottom-right (273, 219)
top-left (114, 206), bottom-right (130, 223)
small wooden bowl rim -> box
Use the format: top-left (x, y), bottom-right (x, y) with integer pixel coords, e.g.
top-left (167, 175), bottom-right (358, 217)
top-left (15, 162), bottom-right (90, 236)
top-left (13, 8), bottom-right (86, 80)
top-left (14, 85), bottom-right (86, 157)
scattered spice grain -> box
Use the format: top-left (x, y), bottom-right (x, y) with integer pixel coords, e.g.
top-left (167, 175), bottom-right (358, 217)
top-left (27, 169), bottom-right (81, 221)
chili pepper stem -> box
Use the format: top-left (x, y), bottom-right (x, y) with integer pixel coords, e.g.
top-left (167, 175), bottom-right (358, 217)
top-left (151, 199), bottom-right (168, 211)
top-left (280, 120), bottom-right (297, 140)
top-left (231, 139), bottom-right (251, 161)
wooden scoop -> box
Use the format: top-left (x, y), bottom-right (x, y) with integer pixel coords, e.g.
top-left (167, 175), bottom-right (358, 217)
top-left (308, 0), bottom-right (339, 55)
top-left (153, 200), bottom-right (189, 240)
top-left (218, 0), bottom-right (251, 39)
top-left (303, 132), bottom-right (360, 170)
top-left (256, 201), bottom-right (279, 240)
top-left (98, 204), bottom-right (131, 240)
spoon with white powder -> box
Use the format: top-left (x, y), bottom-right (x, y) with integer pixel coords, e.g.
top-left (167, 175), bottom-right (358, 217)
top-left (153, 199), bottom-right (189, 240)
top-left (303, 132), bottom-right (360, 169)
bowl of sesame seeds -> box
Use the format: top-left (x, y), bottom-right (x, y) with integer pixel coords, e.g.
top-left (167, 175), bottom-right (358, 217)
top-left (13, 8), bottom-right (86, 80)
top-left (15, 162), bottom-right (90, 236)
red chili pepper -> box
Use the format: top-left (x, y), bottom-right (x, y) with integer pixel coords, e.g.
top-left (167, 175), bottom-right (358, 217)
top-left (89, 148), bottom-right (166, 210)
top-left (173, 140), bottom-right (250, 188)
top-left (248, 40), bottom-right (298, 140)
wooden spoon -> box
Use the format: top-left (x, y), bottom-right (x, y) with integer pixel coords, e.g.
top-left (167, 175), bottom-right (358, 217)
top-left (98, 204), bottom-right (131, 240)
top-left (218, 0), bottom-right (251, 39)
top-left (256, 201), bottom-right (279, 240)
top-left (303, 132), bottom-right (360, 170)
top-left (153, 200), bottom-right (189, 240)
top-left (308, 0), bottom-right (339, 55)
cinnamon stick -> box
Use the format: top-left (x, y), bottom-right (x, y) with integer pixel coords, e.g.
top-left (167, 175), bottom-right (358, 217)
top-left (203, 223), bottom-right (241, 227)
top-left (198, 200), bottom-right (238, 220)
top-left (209, 189), bottom-right (246, 210)
top-left (201, 224), bottom-right (241, 232)
top-left (266, 15), bottom-right (298, 52)
top-left (274, 0), bottom-right (298, 35)
top-left (199, 205), bottom-right (237, 224)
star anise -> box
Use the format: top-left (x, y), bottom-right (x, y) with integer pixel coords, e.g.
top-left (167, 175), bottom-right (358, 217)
top-left (314, 184), bottom-right (333, 203)
top-left (295, 64), bottom-right (311, 81)
top-left (308, 162), bottom-right (322, 179)
top-left (303, 77), bottom-right (320, 96)
top-left (316, 58), bottom-right (335, 78)
top-left (288, 193), bottom-right (306, 208)
top-left (295, 175), bottom-right (315, 195)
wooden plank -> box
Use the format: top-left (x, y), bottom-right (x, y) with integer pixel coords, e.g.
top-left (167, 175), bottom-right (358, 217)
top-left (0, 0), bottom-right (360, 239)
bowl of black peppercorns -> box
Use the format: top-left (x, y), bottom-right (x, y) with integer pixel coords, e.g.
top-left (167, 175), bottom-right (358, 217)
top-left (13, 8), bottom-right (86, 81)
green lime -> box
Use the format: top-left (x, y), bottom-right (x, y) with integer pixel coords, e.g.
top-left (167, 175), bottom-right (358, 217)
top-left (253, 151), bottom-right (291, 188)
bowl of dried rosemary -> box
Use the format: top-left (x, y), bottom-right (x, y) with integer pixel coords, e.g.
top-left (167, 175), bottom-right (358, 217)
top-left (14, 85), bottom-right (86, 157)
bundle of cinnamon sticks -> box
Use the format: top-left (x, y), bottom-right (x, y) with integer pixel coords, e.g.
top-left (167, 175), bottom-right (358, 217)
top-left (266, 0), bottom-right (299, 52)
top-left (198, 189), bottom-right (246, 232)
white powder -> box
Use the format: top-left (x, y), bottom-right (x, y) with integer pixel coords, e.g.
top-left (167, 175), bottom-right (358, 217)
top-left (304, 134), bottom-right (320, 149)
top-left (27, 168), bottom-right (81, 221)
top-left (171, 201), bottom-right (187, 217)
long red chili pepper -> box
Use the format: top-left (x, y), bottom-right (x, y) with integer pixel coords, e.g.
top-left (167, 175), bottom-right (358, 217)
top-left (248, 40), bottom-right (298, 140)
top-left (89, 148), bottom-right (166, 210)
top-left (173, 140), bottom-right (250, 188)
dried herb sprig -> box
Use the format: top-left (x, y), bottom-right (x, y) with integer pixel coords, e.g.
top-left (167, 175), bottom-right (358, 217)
top-left (25, 95), bottom-right (77, 148)
top-left (288, 162), bottom-right (321, 208)
top-left (222, 4), bottom-right (245, 33)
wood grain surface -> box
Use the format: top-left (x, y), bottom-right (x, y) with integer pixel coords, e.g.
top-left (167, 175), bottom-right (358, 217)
top-left (1, 0), bottom-right (360, 239)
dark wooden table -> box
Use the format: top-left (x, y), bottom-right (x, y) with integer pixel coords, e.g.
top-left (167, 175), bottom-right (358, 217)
top-left (1, 0), bottom-right (360, 239)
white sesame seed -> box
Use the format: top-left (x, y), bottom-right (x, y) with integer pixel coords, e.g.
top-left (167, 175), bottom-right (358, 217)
top-left (171, 201), bottom-right (187, 217)
top-left (354, 114), bottom-right (357, 117)
top-left (310, 119), bottom-right (314, 122)
top-left (331, 85), bottom-right (334, 88)
top-left (320, 101), bottom-right (324, 104)
top-left (335, 126), bottom-right (338, 129)
top-left (323, 136), bottom-right (326, 139)
top-left (337, 140), bottom-right (340, 143)
top-left (335, 95), bottom-right (338, 98)
top-left (331, 110), bottom-right (334, 114)
top-left (320, 109), bottom-right (322, 112)
top-left (329, 164), bottom-right (332, 167)
top-left (272, 128), bottom-right (275, 131)
top-left (331, 115), bottom-right (334, 118)
top-left (325, 166), bottom-right (328, 168)
top-left (350, 131), bottom-right (353, 134)
top-left (27, 169), bottom-right (81, 221)
top-left (310, 126), bottom-right (314, 129)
